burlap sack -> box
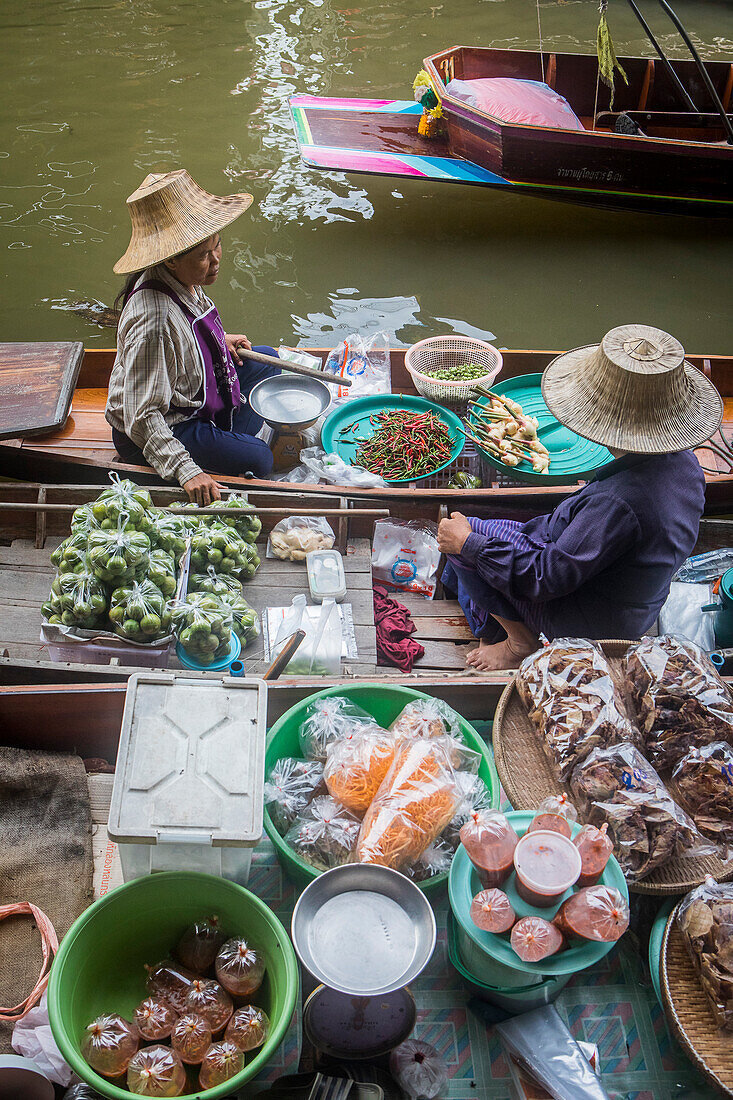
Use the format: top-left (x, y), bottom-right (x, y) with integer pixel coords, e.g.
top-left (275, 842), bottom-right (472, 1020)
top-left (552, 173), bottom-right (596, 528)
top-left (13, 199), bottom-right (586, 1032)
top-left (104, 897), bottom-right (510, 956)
top-left (0, 747), bottom-right (92, 1052)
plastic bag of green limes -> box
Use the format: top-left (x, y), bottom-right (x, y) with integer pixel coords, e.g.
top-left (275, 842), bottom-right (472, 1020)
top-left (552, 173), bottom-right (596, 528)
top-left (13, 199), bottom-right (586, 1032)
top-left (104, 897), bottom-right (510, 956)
top-left (190, 524), bottom-right (259, 581)
top-left (42, 565), bottom-right (108, 630)
top-left (144, 548), bottom-right (178, 598)
top-left (171, 593), bottom-right (234, 664)
top-left (188, 570), bottom-right (242, 600)
top-left (51, 530), bottom-right (92, 575)
top-left (89, 476), bottom-right (155, 533)
top-left (201, 495), bottom-right (262, 544)
top-left (225, 593), bottom-right (261, 649)
top-left (109, 579), bottom-right (172, 642)
top-left (87, 522), bottom-right (151, 585)
top-left (148, 510), bottom-right (192, 557)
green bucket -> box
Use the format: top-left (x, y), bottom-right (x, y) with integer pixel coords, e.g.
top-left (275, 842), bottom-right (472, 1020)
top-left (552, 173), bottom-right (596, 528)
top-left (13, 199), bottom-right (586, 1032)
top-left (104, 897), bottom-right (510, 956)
top-left (47, 872), bottom-right (299, 1100)
top-left (263, 684), bottom-right (499, 894)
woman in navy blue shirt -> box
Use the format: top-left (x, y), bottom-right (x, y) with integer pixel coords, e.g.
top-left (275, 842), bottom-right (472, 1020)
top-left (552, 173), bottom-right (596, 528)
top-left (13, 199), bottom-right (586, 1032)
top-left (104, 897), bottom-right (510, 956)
top-left (439, 326), bottom-right (722, 671)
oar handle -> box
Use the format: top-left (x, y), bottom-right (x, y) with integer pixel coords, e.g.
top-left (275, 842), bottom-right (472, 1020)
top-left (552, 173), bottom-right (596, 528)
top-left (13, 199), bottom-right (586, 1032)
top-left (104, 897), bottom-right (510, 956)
top-left (262, 629), bottom-right (307, 680)
top-left (243, 348), bottom-right (352, 389)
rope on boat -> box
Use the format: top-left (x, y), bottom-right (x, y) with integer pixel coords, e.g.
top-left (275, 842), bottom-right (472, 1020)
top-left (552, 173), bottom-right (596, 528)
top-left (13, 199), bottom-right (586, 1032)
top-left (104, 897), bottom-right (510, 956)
top-left (0, 901), bottom-right (58, 1021)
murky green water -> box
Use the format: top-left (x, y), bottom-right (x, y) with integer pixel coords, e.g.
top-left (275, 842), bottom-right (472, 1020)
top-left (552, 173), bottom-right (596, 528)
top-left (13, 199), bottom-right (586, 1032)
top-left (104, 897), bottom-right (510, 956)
top-left (0, 0), bottom-right (731, 354)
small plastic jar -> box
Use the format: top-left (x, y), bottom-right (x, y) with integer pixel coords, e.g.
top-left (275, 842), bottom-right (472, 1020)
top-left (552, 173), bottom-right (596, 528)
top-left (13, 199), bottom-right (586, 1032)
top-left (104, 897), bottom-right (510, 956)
top-left (513, 830), bottom-right (582, 908)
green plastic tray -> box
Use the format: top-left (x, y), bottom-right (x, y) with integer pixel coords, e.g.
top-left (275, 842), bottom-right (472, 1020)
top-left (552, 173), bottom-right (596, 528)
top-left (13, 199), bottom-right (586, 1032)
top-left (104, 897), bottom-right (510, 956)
top-left (448, 810), bottom-right (629, 977)
top-left (320, 394), bottom-right (465, 484)
top-left (467, 374), bottom-right (613, 485)
top-left (47, 871), bottom-right (299, 1100)
top-left (263, 684), bottom-right (499, 894)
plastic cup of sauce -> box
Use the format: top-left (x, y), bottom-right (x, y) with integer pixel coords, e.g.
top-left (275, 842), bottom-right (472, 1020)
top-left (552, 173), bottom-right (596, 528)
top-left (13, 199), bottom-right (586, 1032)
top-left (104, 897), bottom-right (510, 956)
top-left (513, 830), bottom-right (582, 908)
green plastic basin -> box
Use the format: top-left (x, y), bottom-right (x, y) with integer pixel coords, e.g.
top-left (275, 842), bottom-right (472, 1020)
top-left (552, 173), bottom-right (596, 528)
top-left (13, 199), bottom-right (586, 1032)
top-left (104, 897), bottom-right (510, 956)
top-left (263, 684), bottom-right (499, 894)
top-left (47, 872), bottom-right (299, 1100)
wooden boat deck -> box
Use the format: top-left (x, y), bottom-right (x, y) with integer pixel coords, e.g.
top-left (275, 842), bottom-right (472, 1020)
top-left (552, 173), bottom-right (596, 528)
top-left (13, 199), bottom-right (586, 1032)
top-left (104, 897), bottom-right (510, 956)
top-left (1, 348), bottom-right (731, 510)
top-left (0, 482), bottom-right (478, 681)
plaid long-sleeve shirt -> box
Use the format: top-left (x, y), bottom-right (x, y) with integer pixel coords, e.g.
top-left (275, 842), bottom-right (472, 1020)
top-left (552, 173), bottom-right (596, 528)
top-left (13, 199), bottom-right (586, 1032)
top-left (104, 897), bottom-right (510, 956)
top-left (106, 264), bottom-right (215, 486)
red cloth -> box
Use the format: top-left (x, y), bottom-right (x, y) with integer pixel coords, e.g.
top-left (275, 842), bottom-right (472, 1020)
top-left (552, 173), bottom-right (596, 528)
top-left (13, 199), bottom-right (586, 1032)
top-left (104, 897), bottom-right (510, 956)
top-left (373, 584), bottom-right (425, 673)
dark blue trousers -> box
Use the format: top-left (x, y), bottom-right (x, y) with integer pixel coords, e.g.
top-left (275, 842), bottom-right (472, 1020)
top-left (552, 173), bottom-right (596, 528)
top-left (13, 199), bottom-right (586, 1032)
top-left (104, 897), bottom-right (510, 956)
top-left (113, 346), bottom-right (280, 480)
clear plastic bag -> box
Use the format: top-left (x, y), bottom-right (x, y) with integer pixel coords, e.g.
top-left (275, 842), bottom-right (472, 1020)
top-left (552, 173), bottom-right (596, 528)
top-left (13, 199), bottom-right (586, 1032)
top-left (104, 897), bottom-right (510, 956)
top-left (284, 794), bottom-right (361, 870)
top-left (389, 1038), bottom-right (448, 1099)
top-left (43, 564), bottom-right (108, 630)
top-left (187, 567), bottom-right (242, 600)
top-left (624, 634), bottom-right (733, 772)
top-left (298, 694), bottom-right (379, 760)
top-left (677, 875), bottom-right (733, 1029)
top-left (552, 885), bottom-right (629, 942)
top-left (441, 772), bottom-right (494, 850)
top-left (675, 548), bottom-right (733, 584)
top-left (517, 639), bottom-right (641, 782)
top-left (224, 592), bottom-right (260, 649)
top-left (264, 756), bottom-right (325, 834)
top-left (410, 836), bottom-right (454, 881)
top-left (108, 579), bottom-right (171, 642)
top-left (81, 1013), bottom-right (139, 1078)
top-left (570, 741), bottom-right (713, 882)
top-left (201, 494), bottom-right (262, 543)
top-left (126, 1044), bottom-right (186, 1096)
top-left (323, 331), bottom-right (392, 405)
top-left (145, 548), bottom-right (178, 598)
top-left (171, 592), bottom-right (233, 664)
top-left (150, 510), bottom-right (193, 557)
top-left (190, 524), bottom-right (256, 580)
top-left (299, 446), bottom-right (388, 489)
top-left (459, 810), bottom-right (519, 889)
top-left (90, 474), bottom-right (154, 530)
top-left (356, 736), bottom-right (469, 871)
top-left (272, 595), bottom-right (341, 676)
top-left (495, 1006), bottom-right (612, 1100)
top-left (658, 582), bottom-right (715, 652)
top-left (371, 519), bottom-right (441, 599)
top-left (87, 516), bottom-right (151, 585)
top-left (267, 516), bottom-right (335, 561)
top-left (389, 697), bottom-right (462, 741)
top-left (324, 728), bottom-right (404, 816)
top-left (673, 742), bottom-right (733, 850)
top-left (50, 529), bottom-right (92, 574)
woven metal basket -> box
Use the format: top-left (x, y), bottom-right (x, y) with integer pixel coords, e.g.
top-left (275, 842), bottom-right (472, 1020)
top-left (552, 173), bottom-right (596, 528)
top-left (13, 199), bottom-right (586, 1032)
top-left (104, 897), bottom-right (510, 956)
top-left (405, 336), bottom-right (502, 409)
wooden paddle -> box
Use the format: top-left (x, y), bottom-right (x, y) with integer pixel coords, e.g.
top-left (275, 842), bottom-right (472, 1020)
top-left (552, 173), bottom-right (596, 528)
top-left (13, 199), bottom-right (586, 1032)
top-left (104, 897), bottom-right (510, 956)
top-left (241, 347), bottom-right (352, 389)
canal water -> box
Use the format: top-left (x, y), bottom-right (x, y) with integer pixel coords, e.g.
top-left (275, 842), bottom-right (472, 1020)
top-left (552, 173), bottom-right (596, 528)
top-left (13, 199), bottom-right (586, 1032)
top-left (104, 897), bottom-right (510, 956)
top-left (0, 0), bottom-right (730, 353)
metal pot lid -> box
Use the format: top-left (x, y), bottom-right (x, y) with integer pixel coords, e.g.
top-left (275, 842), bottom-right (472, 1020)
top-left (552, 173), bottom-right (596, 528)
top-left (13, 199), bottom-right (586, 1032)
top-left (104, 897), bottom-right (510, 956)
top-left (291, 864), bottom-right (436, 996)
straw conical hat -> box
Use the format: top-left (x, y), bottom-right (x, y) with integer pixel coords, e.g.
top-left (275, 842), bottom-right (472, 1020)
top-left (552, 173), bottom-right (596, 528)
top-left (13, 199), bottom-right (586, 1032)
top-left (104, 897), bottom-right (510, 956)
top-left (541, 324), bottom-right (722, 453)
top-left (113, 170), bottom-right (253, 274)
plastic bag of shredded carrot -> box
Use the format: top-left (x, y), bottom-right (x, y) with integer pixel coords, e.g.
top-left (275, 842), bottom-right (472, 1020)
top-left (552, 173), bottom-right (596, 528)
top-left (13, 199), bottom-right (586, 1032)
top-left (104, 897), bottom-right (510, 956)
top-left (388, 698), bottom-right (462, 742)
top-left (324, 729), bottom-right (402, 816)
top-left (356, 736), bottom-right (477, 871)
top-left (298, 695), bottom-right (382, 761)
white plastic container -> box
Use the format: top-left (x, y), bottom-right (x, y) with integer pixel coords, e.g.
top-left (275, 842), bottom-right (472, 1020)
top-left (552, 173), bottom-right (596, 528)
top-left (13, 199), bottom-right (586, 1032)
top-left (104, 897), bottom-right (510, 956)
top-left (108, 672), bottom-right (267, 885)
top-left (307, 549), bottom-right (347, 603)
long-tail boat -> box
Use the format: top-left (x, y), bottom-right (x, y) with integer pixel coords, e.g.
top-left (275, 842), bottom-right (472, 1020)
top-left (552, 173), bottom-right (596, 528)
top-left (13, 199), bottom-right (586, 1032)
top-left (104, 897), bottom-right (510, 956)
top-left (290, 28), bottom-right (733, 216)
top-left (0, 345), bottom-right (731, 510)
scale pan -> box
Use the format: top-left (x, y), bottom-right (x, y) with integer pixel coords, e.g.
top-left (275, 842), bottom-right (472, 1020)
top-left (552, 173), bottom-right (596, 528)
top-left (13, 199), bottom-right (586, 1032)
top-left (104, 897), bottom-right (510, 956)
top-left (248, 374), bottom-right (331, 431)
top-left (291, 864), bottom-right (436, 996)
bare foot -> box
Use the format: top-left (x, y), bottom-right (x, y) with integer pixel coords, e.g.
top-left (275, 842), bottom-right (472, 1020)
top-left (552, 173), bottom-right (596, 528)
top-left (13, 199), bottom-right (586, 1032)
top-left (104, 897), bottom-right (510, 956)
top-left (465, 638), bottom-right (491, 668)
top-left (469, 637), bottom-right (535, 671)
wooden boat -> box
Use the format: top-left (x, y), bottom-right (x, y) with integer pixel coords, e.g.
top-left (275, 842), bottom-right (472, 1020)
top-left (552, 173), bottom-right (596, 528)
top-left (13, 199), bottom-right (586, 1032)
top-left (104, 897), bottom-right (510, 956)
top-left (1, 346), bottom-right (732, 510)
top-left (0, 480), bottom-right (730, 687)
top-left (290, 45), bottom-right (733, 216)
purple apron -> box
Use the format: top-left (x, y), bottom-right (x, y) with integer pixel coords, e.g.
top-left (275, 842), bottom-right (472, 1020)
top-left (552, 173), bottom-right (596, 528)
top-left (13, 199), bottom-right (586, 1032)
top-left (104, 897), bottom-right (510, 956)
top-left (129, 279), bottom-right (241, 429)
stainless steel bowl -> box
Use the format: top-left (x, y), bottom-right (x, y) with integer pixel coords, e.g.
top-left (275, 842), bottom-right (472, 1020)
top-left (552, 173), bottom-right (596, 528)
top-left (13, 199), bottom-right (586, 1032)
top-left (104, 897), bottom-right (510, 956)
top-left (248, 374), bottom-right (331, 431)
top-left (291, 864), bottom-right (437, 996)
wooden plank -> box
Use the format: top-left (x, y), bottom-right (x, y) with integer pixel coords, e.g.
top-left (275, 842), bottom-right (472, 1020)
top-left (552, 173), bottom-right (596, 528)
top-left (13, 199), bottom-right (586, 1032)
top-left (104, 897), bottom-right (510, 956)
top-left (412, 615), bottom-right (473, 641)
top-left (395, 595), bottom-right (463, 617)
top-left (0, 342), bottom-right (84, 440)
top-left (413, 638), bottom-right (470, 670)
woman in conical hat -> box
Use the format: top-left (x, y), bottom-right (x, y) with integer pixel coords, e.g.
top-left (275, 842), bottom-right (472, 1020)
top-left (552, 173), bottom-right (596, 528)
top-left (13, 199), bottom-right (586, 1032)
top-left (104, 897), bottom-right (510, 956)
top-left (106, 170), bottom-right (279, 504)
top-left (438, 324), bottom-right (723, 670)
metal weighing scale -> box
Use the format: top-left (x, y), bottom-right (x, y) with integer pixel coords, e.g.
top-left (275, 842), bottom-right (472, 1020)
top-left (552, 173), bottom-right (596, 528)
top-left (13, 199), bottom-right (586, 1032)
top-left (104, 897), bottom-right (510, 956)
top-left (248, 374), bottom-right (332, 471)
top-left (291, 864), bottom-right (436, 1061)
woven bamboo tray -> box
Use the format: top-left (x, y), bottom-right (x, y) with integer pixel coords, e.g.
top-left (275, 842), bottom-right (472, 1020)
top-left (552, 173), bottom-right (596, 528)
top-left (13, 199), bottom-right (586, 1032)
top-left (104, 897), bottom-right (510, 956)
top-left (492, 640), bottom-right (733, 896)
top-left (661, 907), bottom-right (733, 1097)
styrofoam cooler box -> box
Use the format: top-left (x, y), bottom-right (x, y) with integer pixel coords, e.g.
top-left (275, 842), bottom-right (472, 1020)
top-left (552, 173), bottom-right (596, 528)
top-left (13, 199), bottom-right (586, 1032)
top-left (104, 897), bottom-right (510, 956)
top-left (108, 672), bottom-right (267, 885)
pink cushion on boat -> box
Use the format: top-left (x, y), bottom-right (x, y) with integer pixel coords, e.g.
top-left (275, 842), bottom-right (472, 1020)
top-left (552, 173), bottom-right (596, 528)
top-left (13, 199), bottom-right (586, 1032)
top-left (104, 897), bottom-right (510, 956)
top-left (445, 77), bottom-right (585, 131)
